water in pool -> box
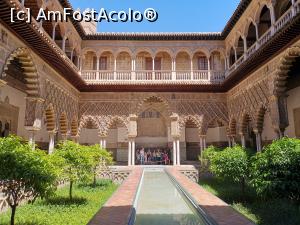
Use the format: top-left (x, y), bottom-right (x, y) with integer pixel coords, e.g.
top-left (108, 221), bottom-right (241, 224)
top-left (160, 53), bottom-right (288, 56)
top-left (134, 169), bottom-right (207, 225)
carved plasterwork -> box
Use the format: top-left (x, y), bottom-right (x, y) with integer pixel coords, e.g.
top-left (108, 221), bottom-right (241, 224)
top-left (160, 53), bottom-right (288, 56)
top-left (44, 80), bottom-right (78, 130)
top-left (78, 93), bottom-right (228, 137)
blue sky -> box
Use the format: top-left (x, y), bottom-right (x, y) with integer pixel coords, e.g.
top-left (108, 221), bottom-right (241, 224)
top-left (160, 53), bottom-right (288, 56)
top-left (69, 0), bottom-right (240, 32)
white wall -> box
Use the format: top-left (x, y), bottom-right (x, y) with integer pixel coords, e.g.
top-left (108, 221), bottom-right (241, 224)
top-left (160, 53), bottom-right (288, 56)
top-left (286, 86), bottom-right (300, 137)
top-left (35, 121), bottom-right (49, 143)
top-left (185, 126), bottom-right (227, 143)
top-left (207, 127), bottom-right (228, 142)
top-left (117, 127), bottom-right (128, 142)
top-left (79, 128), bottom-right (99, 144)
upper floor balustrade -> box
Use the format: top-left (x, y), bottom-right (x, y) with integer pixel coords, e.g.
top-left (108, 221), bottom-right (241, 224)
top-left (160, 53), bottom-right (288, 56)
top-left (80, 50), bottom-right (226, 84)
top-left (227, 0), bottom-right (300, 75)
top-left (81, 70), bottom-right (226, 84)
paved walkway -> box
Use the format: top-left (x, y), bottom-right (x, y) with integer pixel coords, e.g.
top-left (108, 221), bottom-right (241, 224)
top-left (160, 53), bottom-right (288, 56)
top-left (88, 166), bottom-right (255, 225)
top-left (167, 167), bottom-right (255, 225)
top-left (88, 167), bottom-right (143, 225)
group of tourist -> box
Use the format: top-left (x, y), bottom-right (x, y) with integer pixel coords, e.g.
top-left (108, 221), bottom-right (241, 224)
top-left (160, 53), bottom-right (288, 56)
top-left (136, 148), bottom-right (171, 165)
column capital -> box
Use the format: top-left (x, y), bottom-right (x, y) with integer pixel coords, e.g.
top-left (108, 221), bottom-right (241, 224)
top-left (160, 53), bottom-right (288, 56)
top-left (98, 134), bottom-right (108, 139)
top-left (172, 135), bottom-right (180, 140)
top-left (253, 129), bottom-right (261, 135)
top-left (170, 113), bottom-right (179, 121)
top-left (25, 96), bottom-right (45, 103)
top-left (0, 79), bottom-right (7, 87)
top-left (48, 130), bottom-right (57, 135)
top-left (71, 134), bottom-right (79, 138)
top-left (25, 126), bottom-right (40, 132)
top-left (128, 135), bottom-right (137, 139)
top-left (129, 114), bottom-right (138, 121)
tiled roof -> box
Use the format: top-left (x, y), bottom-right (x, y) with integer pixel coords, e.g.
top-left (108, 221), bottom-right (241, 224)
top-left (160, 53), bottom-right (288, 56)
top-left (85, 32), bottom-right (223, 41)
top-left (58, 0), bottom-right (252, 40)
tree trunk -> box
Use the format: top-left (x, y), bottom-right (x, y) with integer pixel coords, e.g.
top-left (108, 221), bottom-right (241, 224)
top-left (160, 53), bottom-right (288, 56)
top-left (93, 173), bottom-right (97, 187)
top-left (241, 178), bottom-right (245, 198)
top-left (10, 205), bottom-right (16, 225)
top-left (69, 181), bottom-right (73, 200)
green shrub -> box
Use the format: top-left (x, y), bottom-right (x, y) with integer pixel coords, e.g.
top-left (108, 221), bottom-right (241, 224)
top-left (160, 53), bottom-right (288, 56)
top-left (52, 141), bottom-right (93, 200)
top-left (201, 145), bottom-right (222, 161)
top-left (0, 135), bottom-right (57, 225)
top-left (250, 137), bottom-right (300, 200)
top-left (84, 144), bottom-right (113, 186)
top-left (209, 145), bottom-right (249, 195)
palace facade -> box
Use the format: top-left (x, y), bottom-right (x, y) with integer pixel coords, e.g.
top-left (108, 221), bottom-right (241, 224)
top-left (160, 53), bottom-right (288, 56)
top-left (0, 0), bottom-right (300, 165)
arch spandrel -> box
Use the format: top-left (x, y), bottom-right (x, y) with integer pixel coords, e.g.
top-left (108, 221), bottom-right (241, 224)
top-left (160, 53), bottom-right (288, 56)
top-left (273, 45), bottom-right (300, 96)
top-left (135, 95), bottom-right (172, 117)
top-left (2, 48), bottom-right (41, 98)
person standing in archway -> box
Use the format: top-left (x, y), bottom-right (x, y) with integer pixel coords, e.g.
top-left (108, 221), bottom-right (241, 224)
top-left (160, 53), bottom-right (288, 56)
top-left (140, 147), bottom-right (145, 165)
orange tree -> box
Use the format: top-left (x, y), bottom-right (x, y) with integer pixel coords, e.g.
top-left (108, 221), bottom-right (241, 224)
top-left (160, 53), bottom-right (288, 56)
top-left (84, 144), bottom-right (114, 186)
top-left (0, 136), bottom-right (57, 225)
top-left (52, 141), bottom-right (93, 200)
top-left (208, 145), bottom-right (249, 196)
top-left (250, 138), bottom-right (300, 200)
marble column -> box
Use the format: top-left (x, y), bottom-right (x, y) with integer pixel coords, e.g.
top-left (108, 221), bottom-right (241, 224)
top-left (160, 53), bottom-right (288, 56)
top-left (114, 57), bottom-right (117, 80)
top-left (173, 140), bottom-right (177, 166)
top-left (132, 58), bottom-right (136, 80)
top-left (96, 55), bottom-right (100, 80)
top-left (152, 57), bottom-right (155, 80)
top-left (255, 131), bottom-right (262, 152)
top-left (28, 130), bottom-right (36, 150)
top-left (99, 136), bottom-right (107, 149)
top-left (172, 58), bottom-right (176, 80)
top-left (231, 136), bottom-right (236, 146)
top-left (52, 23), bottom-right (57, 40)
top-left (199, 136), bottom-right (203, 157)
top-left (243, 36), bottom-right (247, 59)
top-left (208, 58), bottom-right (211, 80)
top-left (99, 139), bottom-right (103, 148)
top-left (227, 136), bottom-right (232, 147)
top-left (176, 139), bottom-right (180, 165)
top-left (254, 23), bottom-right (259, 49)
top-left (190, 58), bottom-right (194, 80)
top-left (61, 134), bottom-right (68, 142)
top-left (48, 131), bottom-right (56, 154)
top-left (241, 134), bottom-right (246, 148)
top-left (103, 139), bottom-right (107, 149)
top-left (70, 49), bottom-right (74, 62)
top-left (128, 140), bottom-right (132, 166)
top-left (131, 139), bottom-right (135, 166)
top-left (62, 37), bottom-right (66, 53)
top-left (234, 48), bottom-right (237, 63)
top-left (203, 136), bottom-right (207, 149)
top-left (71, 135), bottom-right (78, 143)
top-left (269, 5), bottom-right (276, 34)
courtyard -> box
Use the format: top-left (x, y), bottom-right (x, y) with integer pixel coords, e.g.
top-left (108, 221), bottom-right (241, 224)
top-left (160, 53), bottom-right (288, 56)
top-left (1, 0), bottom-right (300, 224)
